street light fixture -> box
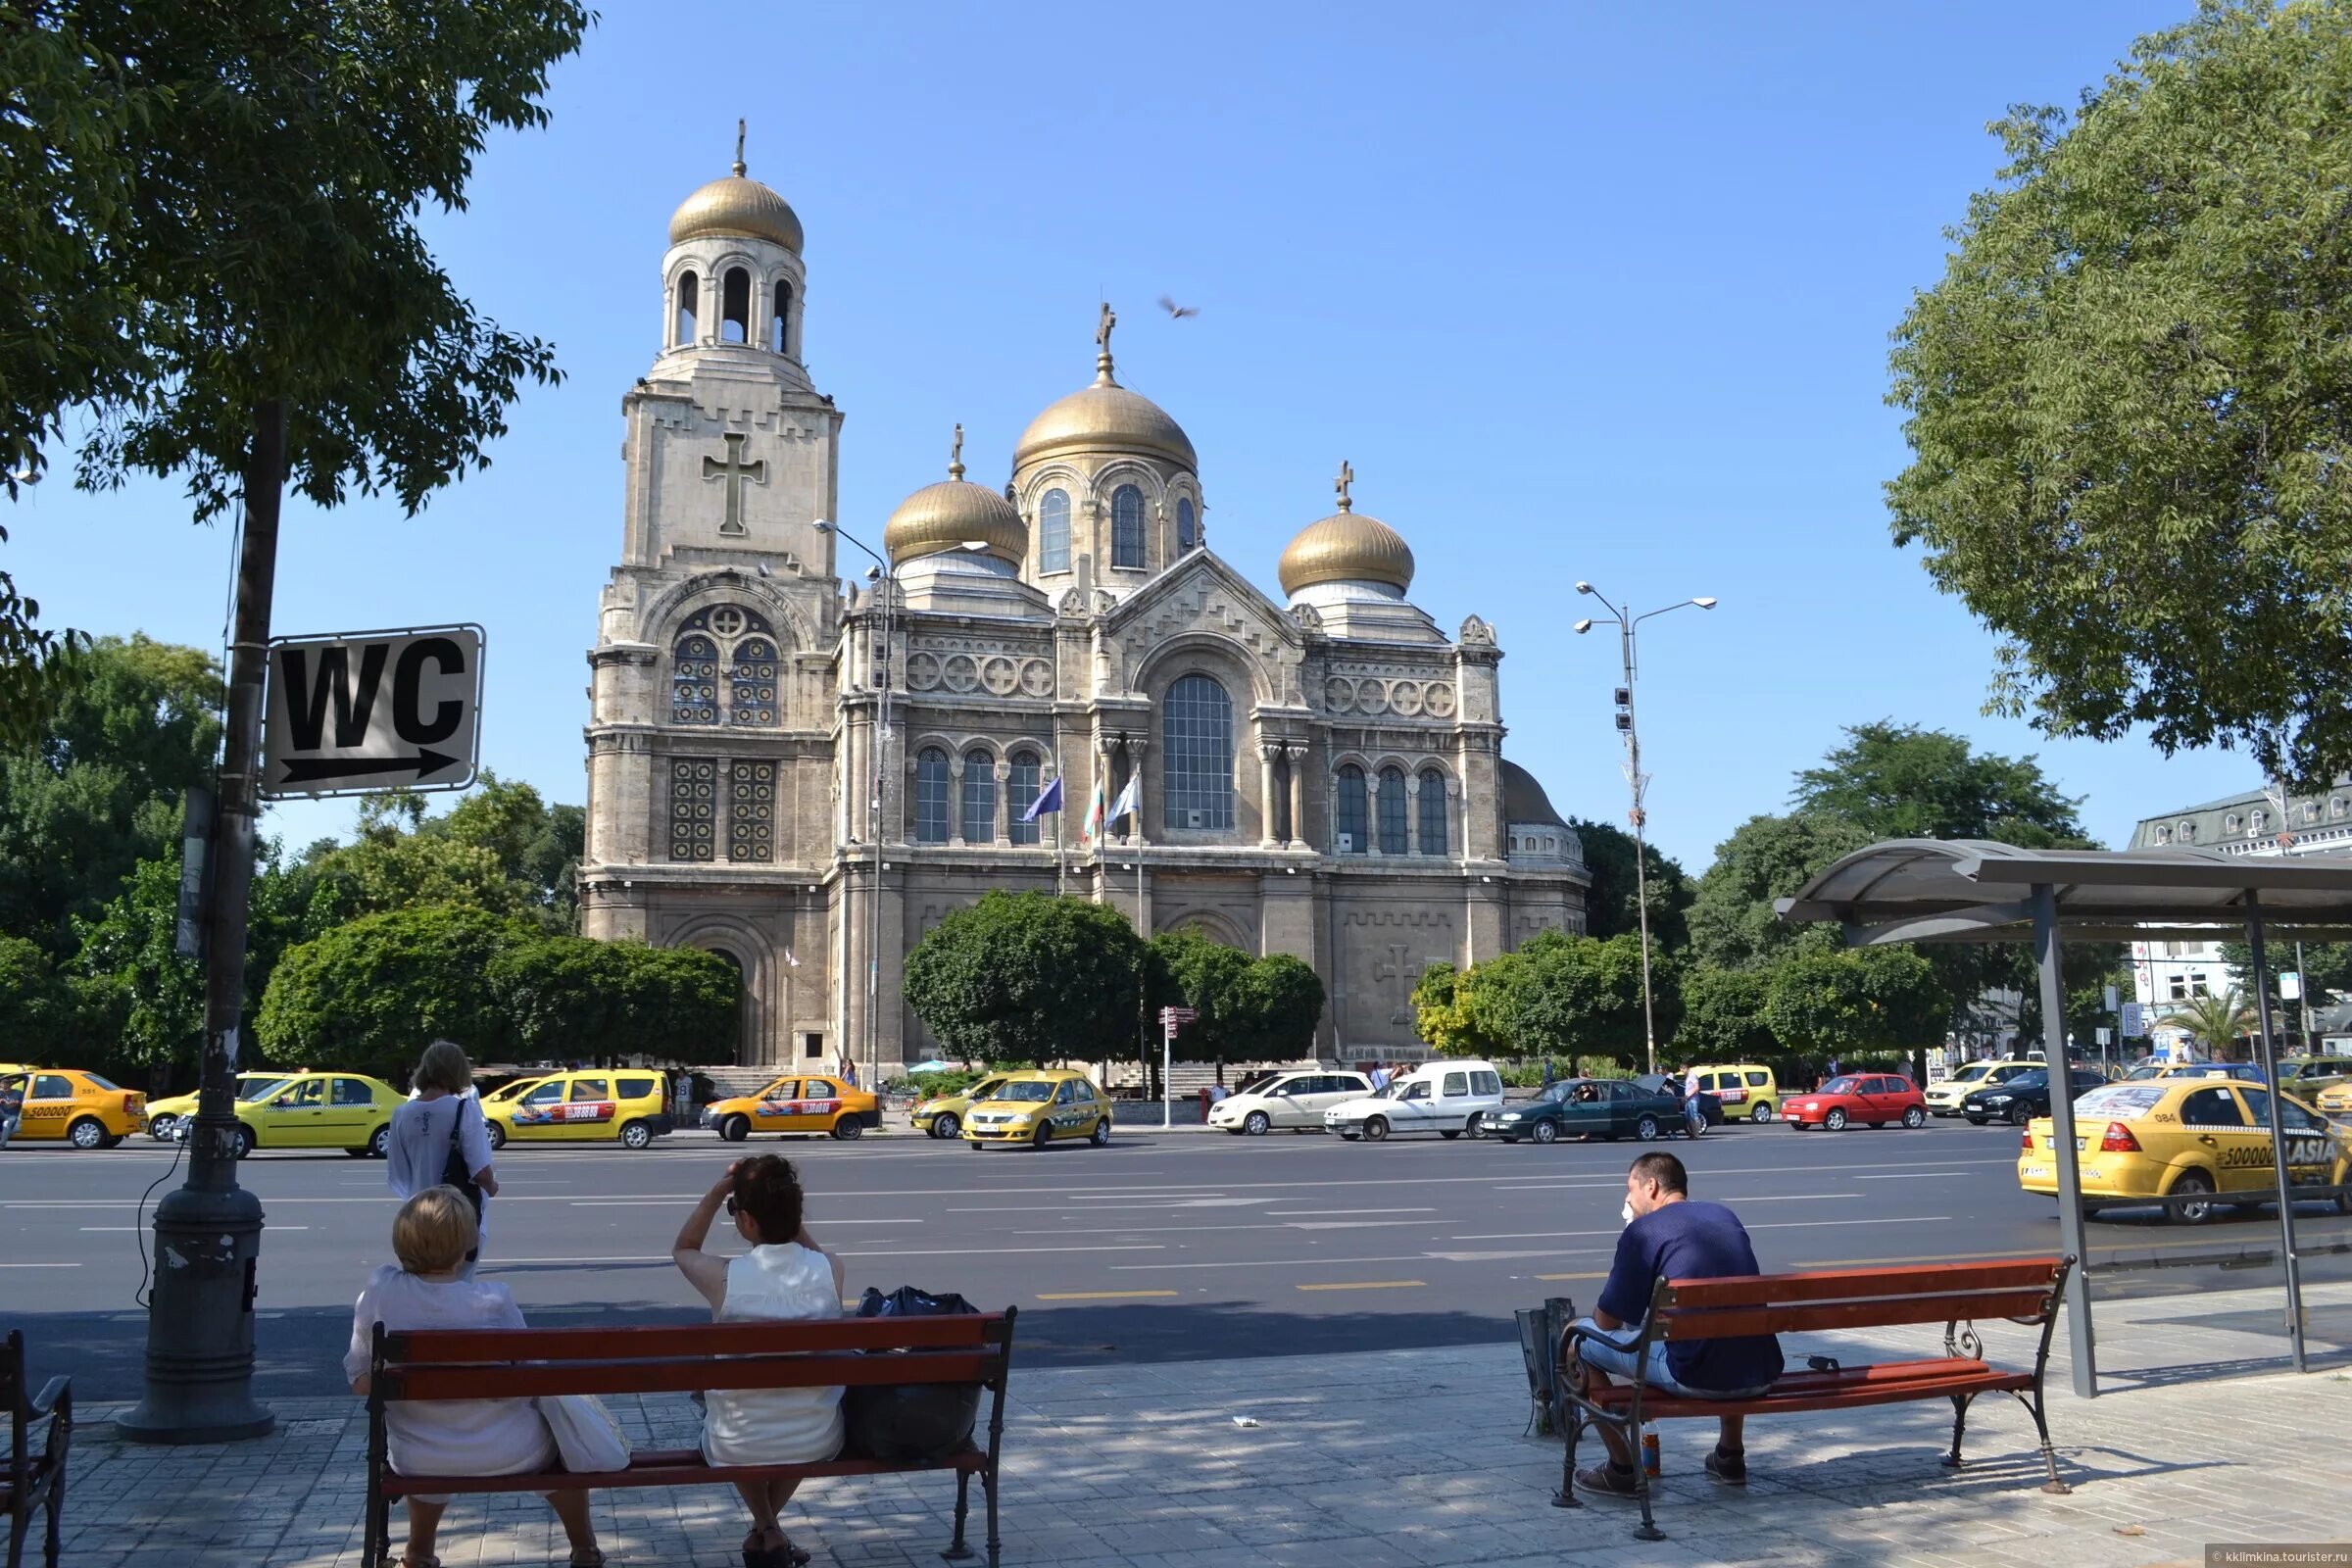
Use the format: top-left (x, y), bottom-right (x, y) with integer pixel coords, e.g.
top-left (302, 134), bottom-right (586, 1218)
top-left (817, 518), bottom-right (892, 1093)
top-left (1573, 584), bottom-right (1719, 1076)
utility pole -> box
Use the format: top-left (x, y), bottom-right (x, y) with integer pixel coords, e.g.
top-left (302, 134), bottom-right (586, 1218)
top-left (117, 401), bottom-right (286, 1444)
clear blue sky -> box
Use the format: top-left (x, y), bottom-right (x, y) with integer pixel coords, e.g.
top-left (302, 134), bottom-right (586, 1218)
top-left (11, 0), bottom-right (2257, 871)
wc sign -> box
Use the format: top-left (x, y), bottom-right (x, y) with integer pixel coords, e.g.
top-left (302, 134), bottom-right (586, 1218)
top-left (263, 625), bottom-right (484, 799)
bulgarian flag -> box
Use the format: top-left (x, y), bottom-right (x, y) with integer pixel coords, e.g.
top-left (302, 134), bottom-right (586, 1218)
top-left (1081, 769), bottom-right (1108, 847)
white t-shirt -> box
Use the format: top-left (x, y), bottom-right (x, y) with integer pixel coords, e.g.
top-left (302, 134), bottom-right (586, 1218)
top-left (704, 1244), bottom-right (847, 1466)
top-left (344, 1265), bottom-right (555, 1479)
top-left (387, 1093), bottom-right (495, 1237)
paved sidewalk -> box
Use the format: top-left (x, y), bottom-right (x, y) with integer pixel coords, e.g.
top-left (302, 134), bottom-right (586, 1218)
top-left (40, 1282), bottom-right (2352, 1568)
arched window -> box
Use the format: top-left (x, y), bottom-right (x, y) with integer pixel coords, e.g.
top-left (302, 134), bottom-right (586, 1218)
top-left (1335, 764), bottom-right (1368, 854)
top-left (721, 267), bottom-right (751, 343)
top-left (1177, 497), bottom-right (1198, 553)
top-left (914, 748), bottom-right (950, 844)
top-left (771, 279), bottom-right (792, 353)
top-left (730, 633), bottom-right (779, 725)
top-left (1006, 753), bottom-right (1043, 845)
top-left (1111, 484), bottom-right (1146, 569)
top-left (1039, 489), bottom-right (1071, 574)
top-left (1162, 674), bottom-right (1234, 830)
top-left (671, 630), bottom-right (720, 725)
top-left (1377, 766), bottom-right (1408, 854)
top-left (674, 271), bottom-right (699, 346)
top-left (673, 606), bottom-right (782, 727)
top-left (1418, 767), bottom-right (1447, 856)
top-left (960, 748), bottom-right (996, 844)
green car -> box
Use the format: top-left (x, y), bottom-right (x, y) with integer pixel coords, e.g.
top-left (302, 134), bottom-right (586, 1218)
top-left (1488, 1078), bottom-right (1707, 1145)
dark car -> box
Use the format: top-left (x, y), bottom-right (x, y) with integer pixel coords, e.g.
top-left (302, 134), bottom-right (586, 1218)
top-left (1489, 1077), bottom-right (1704, 1144)
top-left (1962, 1066), bottom-right (2106, 1126)
top-left (1634, 1073), bottom-right (1725, 1127)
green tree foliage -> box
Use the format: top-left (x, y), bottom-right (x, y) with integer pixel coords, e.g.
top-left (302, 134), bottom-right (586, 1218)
top-left (1687, 812), bottom-right (1868, 973)
top-left (1413, 956), bottom-right (1517, 1058)
top-left (0, 635), bottom-right (221, 953)
top-left (488, 936), bottom-right (738, 1063)
top-left (256, 905), bottom-right (529, 1076)
top-left (0, 934), bottom-right (71, 1043)
top-left (2155, 988), bottom-right (2255, 1054)
top-left (1675, 964), bottom-right (1777, 1062)
top-left (1565, 817), bottom-right (1692, 951)
top-left (1792, 721), bottom-right (2085, 845)
top-left (297, 772), bottom-right (583, 930)
top-left (1148, 928), bottom-right (1327, 1079)
top-left (1763, 948), bottom-right (1944, 1057)
top-left (1419, 931), bottom-right (1672, 1065)
top-left (1886, 2), bottom-right (2352, 783)
top-left (904, 892), bottom-right (1147, 1067)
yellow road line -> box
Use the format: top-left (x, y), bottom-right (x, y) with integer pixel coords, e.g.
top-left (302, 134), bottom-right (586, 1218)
top-left (1036, 1290), bottom-right (1178, 1301)
top-left (1536, 1271), bottom-right (1608, 1281)
top-left (1297, 1280), bottom-right (1425, 1292)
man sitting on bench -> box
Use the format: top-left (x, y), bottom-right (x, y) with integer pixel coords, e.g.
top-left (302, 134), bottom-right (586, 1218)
top-left (1568, 1152), bottom-right (1782, 1498)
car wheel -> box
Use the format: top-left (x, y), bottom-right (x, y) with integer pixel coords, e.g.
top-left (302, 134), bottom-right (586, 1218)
top-left (1091, 1115), bottom-right (1112, 1147)
top-left (931, 1112), bottom-right (960, 1139)
top-left (830, 1116), bottom-right (863, 1142)
top-left (1364, 1115), bottom-right (1391, 1143)
top-left (1824, 1108), bottom-right (1848, 1132)
top-left (2007, 1102), bottom-right (2032, 1127)
top-left (231, 1124), bottom-right (256, 1160)
top-left (1901, 1106), bottom-right (1927, 1129)
top-left (721, 1114), bottom-right (750, 1144)
top-left (368, 1123), bottom-right (393, 1158)
top-left (1031, 1122), bottom-right (1052, 1150)
top-left (1749, 1103), bottom-right (1773, 1124)
top-left (1635, 1114), bottom-right (1661, 1142)
top-left (1533, 1120), bottom-right (1559, 1145)
top-left (1465, 1111), bottom-right (1486, 1140)
top-left (149, 1114), bottom-right (179, 1142)
top-left (2169, 1168), bottom-right (2217, 1225)
top-left (622, 1119), bottom-right (655, 1149)
top-left (344, 1146), bottom-right (372, 1157)
top-left (67, 1116), bottom-right (108, 1151)
top-left (486, 1121), bottom-right (508, 1151)
top-left (1244, 1110), bottom-right (1271, 1137)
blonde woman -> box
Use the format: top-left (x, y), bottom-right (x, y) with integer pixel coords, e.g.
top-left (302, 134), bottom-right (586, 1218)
top-left (387, 1041), bottom-right (498, 1271)
top-left (346, 1187), bottom-right (604, 1567)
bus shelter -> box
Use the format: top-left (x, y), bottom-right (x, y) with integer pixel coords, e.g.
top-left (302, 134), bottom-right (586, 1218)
top-left (1776, 839), bottom-right (2352, 1396)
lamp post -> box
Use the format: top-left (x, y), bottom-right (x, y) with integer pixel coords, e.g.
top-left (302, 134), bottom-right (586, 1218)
top-left (816, 519), bottom-right (892, 1094)
top-left (1573, 584), bottom-right (1718, 1077)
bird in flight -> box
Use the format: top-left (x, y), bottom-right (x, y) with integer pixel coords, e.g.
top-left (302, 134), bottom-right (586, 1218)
top-left (1158, 295), bottom-right (1200, 319)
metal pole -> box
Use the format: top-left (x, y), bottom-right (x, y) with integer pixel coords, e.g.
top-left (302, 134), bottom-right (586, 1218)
top-left (865, 571), bottom-right (891, 1094)
top-left (2295, 938), bottom-right (2312, 1051)
top-left (118, 401), bottom-right (285, 1444)
top-left (2242, 893), bottom-right (2308, 1372)
top-left (2031, 882), bottom-right (2097, 1398)
top-left (1620, 618), bottom-right (1658, 1076)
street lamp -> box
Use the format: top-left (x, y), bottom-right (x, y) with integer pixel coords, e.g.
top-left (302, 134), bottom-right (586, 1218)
top-left (815, 519), bottom-right (892, 1093)
top-left (1573, 583), bottom-right (1718, 1076)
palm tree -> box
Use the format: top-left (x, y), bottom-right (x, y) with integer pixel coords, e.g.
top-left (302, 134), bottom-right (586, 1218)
top-left (2154, 988), bottom-right (2255, 1057)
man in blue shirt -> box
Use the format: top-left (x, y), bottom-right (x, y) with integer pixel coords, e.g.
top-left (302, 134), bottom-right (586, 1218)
top-left (1568, 1152), bottom-right (1782, 1497)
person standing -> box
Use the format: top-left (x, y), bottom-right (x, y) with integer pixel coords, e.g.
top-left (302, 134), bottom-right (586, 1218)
top-left (1542, 1059), bottom-right (1556, 1091)
top-left (1370, 1063), bottom-right (1393, 1093)
top-left (388, 1040), bottom-right (498, 1276)
top-left (0, 1070), bottom-right (24, 1152)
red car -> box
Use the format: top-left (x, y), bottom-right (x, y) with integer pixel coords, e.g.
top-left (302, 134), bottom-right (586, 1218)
top-left (1781, 1073), bottom-right (1928, 1130)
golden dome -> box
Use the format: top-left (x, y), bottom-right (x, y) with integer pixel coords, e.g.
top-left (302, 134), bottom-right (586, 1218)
top-left (668, 155), bottom-right (804, 253)
top-left (1014, 376), bottom-right (1196, 469)
top-left (884, 436), bottom-right (1026, 565)
top-left (1280, 462), bottom-right (1413, 596)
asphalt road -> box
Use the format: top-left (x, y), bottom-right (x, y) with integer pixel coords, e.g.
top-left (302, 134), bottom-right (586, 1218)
top-left (6, 1116), bottom-right (2346, 1403)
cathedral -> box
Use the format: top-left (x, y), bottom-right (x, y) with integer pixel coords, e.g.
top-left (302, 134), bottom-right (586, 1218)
top-left (577, 148), bottom-right (1591, 1074)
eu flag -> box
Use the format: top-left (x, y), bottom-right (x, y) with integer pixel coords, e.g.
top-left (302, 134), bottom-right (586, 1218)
top-left (1021, 774), bottom-right (1063, 823)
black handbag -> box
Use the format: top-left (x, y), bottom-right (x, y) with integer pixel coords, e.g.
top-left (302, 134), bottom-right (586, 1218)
top-left (840, 1286), bottom-right (984, 1462)
top-left (439, 1097), bottom-right (485, 1254)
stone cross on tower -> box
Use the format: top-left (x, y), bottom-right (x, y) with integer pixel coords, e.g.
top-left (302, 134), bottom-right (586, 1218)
top-left (1095, 301), bottom-right (1116, 380)
top-left (702, 431), bottom-right (766, 537)
top-left (1335, 459), bottom-right (1354, 513)
top-left (949, 422), bottom-right (965, 481)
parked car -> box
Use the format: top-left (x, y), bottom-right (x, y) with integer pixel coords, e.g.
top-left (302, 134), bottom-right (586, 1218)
top-left (145, 1071), bottom-right (292, 1142)
top-left (1962, 1066), bottom-right (2107, 1126)
top-left (1208, 1070), bottom-right (1373, 1135)
top-left (1326, 1059), bottom-right (1505, 1142)
top-left (2273, 1057), bottom-right (2352, 1099)
top-left (2020, 1080), bottom-right (2352, 1223)
top-left (486, 1068), bottom-right (677, 1149)
top-left (1925, 1059), bottom-right (2037, 1117)
top-left (908, 1074), bottom-right (1013, 1139)
top-left (706, 1071), bottom-right (878, 1143)
top-left (961, 1070), bottom-right (1113, 1150)
top-left (1635, 1073), bottom-right (1723, 1127)
top-left (11, 1068), bottom-right (147, 1149)
top-left (1679, 1062), bottom-right (1779, 1124)
top-left (1781, 1073), bottom-right (1929, 1130)
top-left (1490, 1077), bottom-right (1702, 1145)
top-left (229, 1071), bottom-right (401, 1158)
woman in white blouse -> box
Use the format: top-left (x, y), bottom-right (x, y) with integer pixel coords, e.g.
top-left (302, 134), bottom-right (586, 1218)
top-left (672, 1155), bottom-right (847, 1568)
top-left (386, 1041), bottom-right (498, 1274)
top-left (346, 1186), bottom-right (603, 1568)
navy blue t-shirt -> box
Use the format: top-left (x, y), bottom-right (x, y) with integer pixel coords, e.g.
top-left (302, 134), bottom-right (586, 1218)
top-left (1596, 1199), bottom-right (1782, 1393)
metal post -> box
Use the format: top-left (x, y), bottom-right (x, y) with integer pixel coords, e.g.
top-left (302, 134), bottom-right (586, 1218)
top-left (2031, 883), bottom-right (2097, 1398)
top-left (117, 401), bottom-right (284, 1444)
top-left (2242, 893), bottom-right (2308, 1372)
top-left (1619, 619), bottom-right (1658, 1076)
top-left (865, 571), bottom-right (892, 1094)
top-left (2295, 938), bottom-right (2312, 1051)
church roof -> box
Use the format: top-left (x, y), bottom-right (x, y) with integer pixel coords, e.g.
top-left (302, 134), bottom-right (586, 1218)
top-left (884, 433), bottom-right (1025, 564)
top-left (1501, 760), bottom-right (1567, 827)
top-left (669, 141), bottom-right (804, 254)
top-left (1013, 307), bottom-right (1196, 470)
top-left (1279, 511), bottom-right (1414, 597)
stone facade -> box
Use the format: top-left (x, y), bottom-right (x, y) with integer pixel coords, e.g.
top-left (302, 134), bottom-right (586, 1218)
top-left (579, 159), bottom-right (1590, 1074)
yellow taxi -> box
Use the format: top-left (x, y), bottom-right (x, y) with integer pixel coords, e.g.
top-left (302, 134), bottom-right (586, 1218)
top-left (10, 1067), bottom-right (147, 1149)
top-left (706, 1072), bottom-right (878, 1143)
top-left (960, 1069), bottom-right (1113, 1151)
top-left (1683, 1062), bottom-right (1780, 1124)
top-left (231, 1071), bottom-right (404, 1159)
top-left (484, 1068), bottom-right (676, 1150)
top-left (2316, 1077), bottom-right (2352, 1117)
top-left (1926, 1058), bottom-right (2037, 1117)
top-left (146, 1070), bottom-right (294, 1142)
top-left (2018, 1078), bottom-right (2352, 1224)
top-left (2275, 1056), bottom-right (2352, 1102)
top-left (908, 1073), bottom-right (1014, 1139)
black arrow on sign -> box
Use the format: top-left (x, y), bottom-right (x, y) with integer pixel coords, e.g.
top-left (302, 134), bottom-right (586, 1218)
top-left (278, 748), bottom-right (458, 785)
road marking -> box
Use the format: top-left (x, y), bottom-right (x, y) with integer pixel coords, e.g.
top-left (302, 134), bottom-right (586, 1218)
top-left (1264, 1207), bottom-right (1436, 1217)
top-left (1036, 1290), bottom-right (1179, 1301)
top-left (0, 1263), bottom-right (79, 1268)
top-left (1537, 1271), bottom-right (1608, 1281)
top-left (841, 1245), bottom-right (1164, 1258)
top-left (78, 1225), bottom-right (306, 1232)
top-left (1006, 1219), bottom-right (1431, 1238)
top-left (1298, 1280), bottom-right (1424, 1292)
top-left (1746, 1215), bottom-right (1951, 1232)
top-left (1854, 1172), bottom-right (1971, 1180)
top-left (484, 1255), bottom-right (674, 1265)
top-left (1110, 1255), bottom-right (1432, 1272)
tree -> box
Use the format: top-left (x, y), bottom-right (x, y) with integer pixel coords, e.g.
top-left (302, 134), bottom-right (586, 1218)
top-left (255, 905), bottom-right (530, 1076)
top-left (1687, 812), bottom-right (1868, 972)
top-left (2155, 989), bottom-right (2255, 1056)
top-left (903, 893), bottom-right (1147, 1067)
top-left (1674, 965), bottom-right (1777, 1063)
top-left (1886, 2), bottom-right (2352, 784)
top-left (1148, 929), bottom-right (1327, 1081)
top-left (1237, 954), bottom-right (1324, 1062)
top-left (294, 772), bottom-right (582, 929)
top-left (1566, 817), bottom-right (1691, 951)
top-left (1414, 955), bottom-right (1520, 1059)
top-left (489, 935), bottom-right (738, 1063)
top-left (1764, 948), bottom-right (1943, 1060)
top-left (0, 935), bottom-right (71, 1045)
top-left (1505, 930), bottom-right (1674, 1066)
top-left (1792, 722), bottom-right (2085, 845)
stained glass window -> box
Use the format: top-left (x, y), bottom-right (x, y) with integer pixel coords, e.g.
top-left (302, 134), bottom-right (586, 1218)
top-left (671, 632), bottom-right (720, 725)
top-left (1162, 675), bottom-right (1234, 829)
top-left (1111, 485), bottom-right (1146, 569)
top-left (914, 748), bottom-right (950, 844)
top-left (960, 748), bottom-right (997, 844)
top-left (1335, 764), bottom-right (1367, 855)
top-left (730, 635), bottom-right (779, 725)
top-left (1007, 753), bottom-right (1042, 845)
top-left (673, 606), bottom-right (782, 728)
top-left (728, 760), bottom-right (775, 862)
top-left (1378, 765), bottom-right (1408, 855)
top-left (1418, 767), bottom-right (1448, 856)
top-left (1177, 497), bottom-right (1198, 552)
top-left (669, 759), bottom-right (717, 860)
top-left (1040, 489), bottom-right (1071, 574)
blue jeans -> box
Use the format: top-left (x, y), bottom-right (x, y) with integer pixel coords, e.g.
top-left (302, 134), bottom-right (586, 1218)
top-left (1571, 1319), bottom-right (1771, 1400)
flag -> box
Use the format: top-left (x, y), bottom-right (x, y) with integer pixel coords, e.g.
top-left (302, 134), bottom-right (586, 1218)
top-left (1021, 775), bottom-right (1063, 824)
top-left (1081, 771), bottom-right (1108, 846)
top-left (1108, 774), bottom-right (1141, 830)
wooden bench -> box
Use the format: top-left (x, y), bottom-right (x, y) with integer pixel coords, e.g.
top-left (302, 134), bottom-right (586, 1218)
top-left (1555, 1257), bottom-right (2072, 1540)
top-left (365, 1308), bottom-right (1015, 1568)
top-left (2, 1331), bottom-right (71, 1568)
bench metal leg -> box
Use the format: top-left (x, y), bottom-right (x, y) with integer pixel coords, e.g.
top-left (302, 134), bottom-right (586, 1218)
top-left (2011, 1389), bottom-right (2070, 1494)
top-left (941, 1470), bottom-right (975, 1561)
top-left (1941, 1392), bottom-right (1974, 1468)
top-left (984, 1467), bottom-right (1002, 1568)
top-left (1549, 1383), bottom-right (1582, 1509)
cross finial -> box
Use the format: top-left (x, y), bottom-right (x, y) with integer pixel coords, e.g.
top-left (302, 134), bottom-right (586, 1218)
top-left (732, 119), bottom-right (747, 176)
top-left (1335, 460), bottom-right (1354, 513)
top-left (1095, 301), bottom-right (1117, 383)
top-left (949, 422), bottom-right (965, 481)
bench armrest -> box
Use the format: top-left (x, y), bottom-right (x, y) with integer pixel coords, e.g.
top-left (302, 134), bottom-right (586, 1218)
top-left (1563, 1319), bottom-right (1642, 1357)
top-left (27, 1376), bottom-right (69, 1421)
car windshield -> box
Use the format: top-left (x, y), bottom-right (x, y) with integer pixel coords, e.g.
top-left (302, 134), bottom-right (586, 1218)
top-left (994, 1081), bottom-right (1054, 1103)
top-left (1951, 1062), bottom-right (1996, 1083)
top-left (235, 1076), bottom-right (288, 1102)
top-left (1538, 1082), bottom-right (1580, 1103)
top-left (83, 1073), bottom-right (121, 1092)
top-left (1820, 1076), bottom-right (1861, 1095)
top-left (2001, 1071), bottom-right (2048, 1089)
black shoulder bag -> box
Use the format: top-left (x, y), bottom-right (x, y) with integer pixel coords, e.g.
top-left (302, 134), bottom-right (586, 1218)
top-left (440, 1097), bottom-right (485, 1256)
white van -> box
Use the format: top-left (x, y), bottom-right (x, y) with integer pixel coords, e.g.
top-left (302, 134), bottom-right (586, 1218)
top-left (1323, 1059), bottom-right (1505, 1142)
top-left (1207, 1070), bottom-right (1374, 1135)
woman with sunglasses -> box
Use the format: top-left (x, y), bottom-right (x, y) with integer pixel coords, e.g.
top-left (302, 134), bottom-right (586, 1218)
top-left (673, 1156), bottom-right (847, 1568)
